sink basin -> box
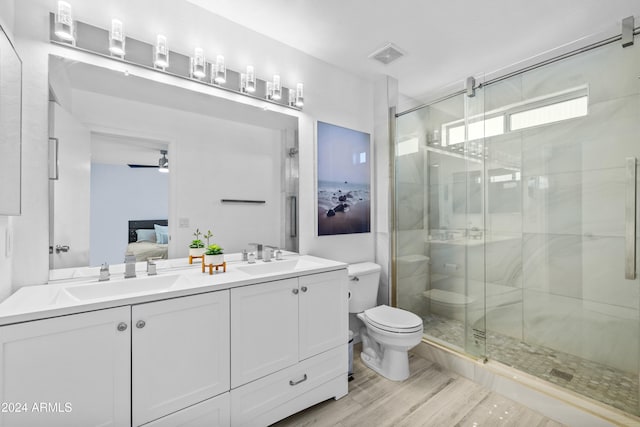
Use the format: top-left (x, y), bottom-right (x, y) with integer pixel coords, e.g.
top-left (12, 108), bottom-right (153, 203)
top-left (235, 258), bottom-right (321, 276)
top-left (62, 275), bottom-right (190, 301)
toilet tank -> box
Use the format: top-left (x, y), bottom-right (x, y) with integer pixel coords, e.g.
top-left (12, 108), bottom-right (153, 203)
top-left (348, 262), bottom-right (381, 313)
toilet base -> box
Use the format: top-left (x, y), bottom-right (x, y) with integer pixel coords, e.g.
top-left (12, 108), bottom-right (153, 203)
top-left (360, 347), bottom-right (410, 381)
top-left (359, 327), bottom-right (412, 381)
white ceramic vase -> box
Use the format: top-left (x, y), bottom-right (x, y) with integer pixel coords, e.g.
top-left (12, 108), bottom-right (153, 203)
top-left (204, 254), bottom-right (224, 265)
top-left (189, 247), bottom-right (206, 257)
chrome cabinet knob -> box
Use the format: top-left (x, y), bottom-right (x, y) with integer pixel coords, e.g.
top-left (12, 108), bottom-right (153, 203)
top-left (301, 286), bottom-right (308, 292)
top-left (292, 288), bottom-right (299, 295)
top-left (117, 322), bottom-right (128, 332)
top-left (136, 320), bottom-right (146, 329)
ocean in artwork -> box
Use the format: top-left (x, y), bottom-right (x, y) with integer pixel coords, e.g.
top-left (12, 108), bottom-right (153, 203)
top-left (318, 180), bottom-right (370, 235)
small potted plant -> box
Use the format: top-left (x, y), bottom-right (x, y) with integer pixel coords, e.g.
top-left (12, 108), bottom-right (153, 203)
top-left (204, 243), bottom-right (224, 266)
top-left (189, 228), bottom-right (206, 257)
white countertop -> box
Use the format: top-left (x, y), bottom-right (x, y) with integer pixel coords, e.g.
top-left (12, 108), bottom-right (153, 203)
top-left (0, 253), bottom-right (347, 326)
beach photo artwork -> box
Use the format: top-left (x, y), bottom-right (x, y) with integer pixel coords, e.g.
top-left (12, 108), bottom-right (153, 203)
top-left (317, 121), bottom-right (371, 236)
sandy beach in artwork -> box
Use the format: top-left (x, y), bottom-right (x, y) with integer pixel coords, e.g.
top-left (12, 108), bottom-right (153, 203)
top-left (318, 200), bottom-right (370, 235)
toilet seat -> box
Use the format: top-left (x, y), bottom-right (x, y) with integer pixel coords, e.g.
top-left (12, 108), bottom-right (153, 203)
top-left (362, 305), bottom-right (423, 334)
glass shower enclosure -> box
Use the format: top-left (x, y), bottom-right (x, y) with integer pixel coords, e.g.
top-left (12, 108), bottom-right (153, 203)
top-left (394, 34), bottom-right (640, 415)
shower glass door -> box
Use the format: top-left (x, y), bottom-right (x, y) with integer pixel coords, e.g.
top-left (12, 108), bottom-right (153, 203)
top-left (480, 37), bottom-right (640, 415)
top-left (395, 34), bottom-right (640, 415)
top-left (395, 92), bottom-right (487, 358)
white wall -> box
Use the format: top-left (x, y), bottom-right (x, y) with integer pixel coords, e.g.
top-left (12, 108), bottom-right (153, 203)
top-left (90, 164), bottom-right (169, 266)
top-left (7, 0), bottom-right (375, 290)
top-left (71, 89), bottom-right (284, 258)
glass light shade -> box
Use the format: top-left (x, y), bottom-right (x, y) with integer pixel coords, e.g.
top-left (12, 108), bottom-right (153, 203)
top-left (288, 88), bottom-right (296, 106)
top-left (295, 83), bottom-right (304, 107)
top-left (240, 73), bottom-right (247, 92)
top-left (246, 65), bottom-right (256, 93)
top-left (191, 47), bottom-right (206, 79)
top-left (213, 55), bottom-right (226, 84)
top-left (154, 35), bottom-right (169, 69)
top-left (272, 75), bottom-right (281, 100)
top-left (54, 1), bottom-right (75, 42)
top-left (158, 152), bottom-right (169, 173)
top-left (266, 81), bottom-right (274, 100)
top-left (109, 19), bottom-right (125, 56)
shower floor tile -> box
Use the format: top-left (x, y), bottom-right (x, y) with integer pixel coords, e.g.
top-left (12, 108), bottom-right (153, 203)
top-left (423, 314), bottom-right (640, 416)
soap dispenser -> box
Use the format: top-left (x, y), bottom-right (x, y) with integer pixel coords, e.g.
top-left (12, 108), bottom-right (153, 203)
top-left (99, 263), bottom-right (110, 281)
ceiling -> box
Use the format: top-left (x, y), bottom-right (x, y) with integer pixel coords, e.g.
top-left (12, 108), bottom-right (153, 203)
top-left (186, 0), bottom-right (640, 100)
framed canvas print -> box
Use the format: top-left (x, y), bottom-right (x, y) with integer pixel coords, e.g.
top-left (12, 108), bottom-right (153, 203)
top-left (317, 121), bottom-right (370, 236)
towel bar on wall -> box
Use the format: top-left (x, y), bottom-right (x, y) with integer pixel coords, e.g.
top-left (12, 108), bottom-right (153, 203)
top-left (220, 199), bottom-right (266, 204)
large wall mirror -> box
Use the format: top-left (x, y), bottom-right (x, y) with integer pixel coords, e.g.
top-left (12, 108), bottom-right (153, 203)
top-left (48, 55), bottom-right (299, 272)
top-left (0, 24), bottom-right (22, 216)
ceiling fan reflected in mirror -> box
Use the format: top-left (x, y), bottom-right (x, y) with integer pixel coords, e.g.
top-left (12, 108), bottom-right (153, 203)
top-left (128, 150), bottom-right (169, 173)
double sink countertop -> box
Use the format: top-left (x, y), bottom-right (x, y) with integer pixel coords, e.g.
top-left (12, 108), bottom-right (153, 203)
top-left (0, 253), bottom-right (347, 326)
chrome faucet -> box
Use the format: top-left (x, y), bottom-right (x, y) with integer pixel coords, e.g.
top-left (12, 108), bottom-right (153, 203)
top-left (147, 257), bottom-right (161, 276)
top-left (263, 245), bottom-right (278, 262)
top-left (124, 253), bottom-right (137, 279)
top-left (248, 243), bottom-right (263, 260)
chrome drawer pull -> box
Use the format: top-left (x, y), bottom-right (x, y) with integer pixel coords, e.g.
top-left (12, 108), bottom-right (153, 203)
top-left (289, 374), bottom-right (308, 386)
top-left (117, 322), bottom-right (128, 332)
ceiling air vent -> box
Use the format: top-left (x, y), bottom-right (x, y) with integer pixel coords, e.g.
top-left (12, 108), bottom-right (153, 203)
top-left (368, 43), bottom-right (405, 65)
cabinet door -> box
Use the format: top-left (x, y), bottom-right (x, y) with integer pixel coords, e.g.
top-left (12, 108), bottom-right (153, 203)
top-left (0, 306), bottom-right (131, 427)
top-left (231, 278), bottom-right (298, 388)
top-left (299, 269), bottom-right (348, 360)
top-left (132, 291), bottom-right (230, 427)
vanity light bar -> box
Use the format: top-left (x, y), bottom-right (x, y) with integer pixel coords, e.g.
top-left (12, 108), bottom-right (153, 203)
top-left (49, 4), bottom-right (304, 110)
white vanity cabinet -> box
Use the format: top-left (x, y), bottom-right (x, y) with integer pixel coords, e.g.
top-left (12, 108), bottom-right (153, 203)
top-left (0, 306), bottom-right (131, 427)
top-left (0, 258), bottom-right (348, 427)
top-left (0, 291), bottom-right (230, 427)
top-left (230, 269), bottom-right (348, 426)
top-left (132, 291), bottom-right (230, 426)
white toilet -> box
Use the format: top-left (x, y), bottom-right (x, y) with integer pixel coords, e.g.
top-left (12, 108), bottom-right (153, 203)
top-left (348, 262), bottom-right (424, 381)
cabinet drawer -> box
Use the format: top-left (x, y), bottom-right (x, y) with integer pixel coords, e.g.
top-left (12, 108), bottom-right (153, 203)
top-left (231, 345), bottom-right (347, 426)
top-left (143, 393), bottom-right (230, 427)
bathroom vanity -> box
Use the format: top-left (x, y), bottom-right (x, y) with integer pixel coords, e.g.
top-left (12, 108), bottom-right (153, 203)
top-left (0, 254), bottom-right (348, 427)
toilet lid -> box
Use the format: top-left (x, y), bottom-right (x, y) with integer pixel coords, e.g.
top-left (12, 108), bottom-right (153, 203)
top-left (364, 305), bottom-right (423, 332)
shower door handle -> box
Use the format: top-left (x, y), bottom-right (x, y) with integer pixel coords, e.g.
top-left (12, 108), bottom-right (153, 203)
top-left (290, 196), bottom-right (297, 238)
top-left (625, 157), bottom-right (637, 280)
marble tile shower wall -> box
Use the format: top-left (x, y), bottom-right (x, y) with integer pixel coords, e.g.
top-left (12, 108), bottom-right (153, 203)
top-left (484, 41), bottom-right (640, 374)
top-left (397, 39), bottom-right (640, 375)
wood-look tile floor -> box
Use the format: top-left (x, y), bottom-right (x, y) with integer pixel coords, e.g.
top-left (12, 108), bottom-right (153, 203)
top-left (272, 349), bottom-right (565, 427)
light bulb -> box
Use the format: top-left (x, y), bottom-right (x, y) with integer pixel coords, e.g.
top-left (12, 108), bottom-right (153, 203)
top-left (54, 1), bottom-right (74, 42)
top-left (213, 55), bottom-right (226, 84)
top-left (154, 35), bottom-right (169, 69)
top-left (272, 75), bottom-right (281, 100)
top-left (109, 19), bottom-right (125, 56)
top-left (191, 47), bottom-right (206, 79)
top-left (246, 65), bottom-right (255, 93)
top-left (295, 83), bottom-right (304, 107)
top-left (266, 81), bottom-right (274, 100)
